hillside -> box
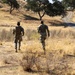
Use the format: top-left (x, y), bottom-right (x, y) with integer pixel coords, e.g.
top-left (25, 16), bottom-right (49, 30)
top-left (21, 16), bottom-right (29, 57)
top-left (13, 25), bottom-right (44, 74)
top-left (0, 2), bottom-right (75, 75)
top-left (0, 2), bottom-right (63, 26)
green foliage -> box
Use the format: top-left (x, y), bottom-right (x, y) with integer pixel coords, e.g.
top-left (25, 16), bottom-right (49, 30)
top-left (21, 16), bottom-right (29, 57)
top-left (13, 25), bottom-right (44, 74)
top-left (25, 0), bottom-right (49, 20)
top-left (62, 0), bottom-right (75, 10)
top-left (25, 0), bottom-right (65, 19)
top-left (7, 0), bottom-right (19, 9)
top-left (2, 0), bottom-right (8, 3)
top-left (46, 1), bottom-right (65, 16)
top-left (25, 0), bottom-right (48, 12)
top-left (6, 0), bottom-right (20, 13)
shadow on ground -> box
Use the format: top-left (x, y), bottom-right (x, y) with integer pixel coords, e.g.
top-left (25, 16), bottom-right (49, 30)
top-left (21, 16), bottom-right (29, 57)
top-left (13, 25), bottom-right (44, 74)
top-left (49, 20), bottom-right (75, 27)
top-left (24, 15), bottom-right (39, 20)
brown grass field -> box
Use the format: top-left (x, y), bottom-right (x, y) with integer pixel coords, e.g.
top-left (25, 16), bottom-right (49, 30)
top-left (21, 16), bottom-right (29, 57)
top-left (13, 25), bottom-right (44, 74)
top-left (0, 3), bottom-right (75, 75)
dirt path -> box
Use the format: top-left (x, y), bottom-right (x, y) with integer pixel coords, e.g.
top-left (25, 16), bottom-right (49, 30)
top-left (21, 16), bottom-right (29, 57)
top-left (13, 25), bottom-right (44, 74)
top-left (62, 11), bottom-right (74, 26)
top-left (62, 11), bottom-right (73, 23)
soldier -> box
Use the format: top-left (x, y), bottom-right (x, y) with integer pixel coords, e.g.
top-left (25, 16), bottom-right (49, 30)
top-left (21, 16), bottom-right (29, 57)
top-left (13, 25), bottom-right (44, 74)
top-left (13, 22), bottom-right (24, 52)
top-left (38, 21), bottom-right (50, 54)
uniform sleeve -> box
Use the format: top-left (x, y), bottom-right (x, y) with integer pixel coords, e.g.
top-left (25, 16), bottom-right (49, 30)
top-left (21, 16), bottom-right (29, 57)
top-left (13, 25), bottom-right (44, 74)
top-left (46, 26), bottom-right (50, 37)
top-left (21, 27), bottom-right (24, 36)
top-left (13, 28), bottom-right (16, 35)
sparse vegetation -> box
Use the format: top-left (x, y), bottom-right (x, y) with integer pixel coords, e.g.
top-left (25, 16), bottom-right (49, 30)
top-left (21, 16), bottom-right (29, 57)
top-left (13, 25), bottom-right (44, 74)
top-left (21, 50), bottom-right (75, 75)
top-left (0, 29), bottom-right (14, 41)
top-left (0, 1), bottom-right (75, 75)
top-left (25, 28), bottom-right (75, 40)
top-left (25, 29), bottom-right (39, 40)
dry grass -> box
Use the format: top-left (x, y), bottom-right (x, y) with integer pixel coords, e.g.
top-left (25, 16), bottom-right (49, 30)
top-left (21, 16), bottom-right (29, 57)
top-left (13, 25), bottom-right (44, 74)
top-left (21, 27), bottom-right (75, 75)
top-left (0, 3), bottom-right (75, 75)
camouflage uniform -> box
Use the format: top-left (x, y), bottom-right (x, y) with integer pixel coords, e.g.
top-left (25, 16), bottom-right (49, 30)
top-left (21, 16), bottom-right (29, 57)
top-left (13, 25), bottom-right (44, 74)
top-left (14, 26), bottom-right (24, 43)
top-left (13, 22), bottom-right (24, 52)
top-left (38, 21), bottom-right (50, 54)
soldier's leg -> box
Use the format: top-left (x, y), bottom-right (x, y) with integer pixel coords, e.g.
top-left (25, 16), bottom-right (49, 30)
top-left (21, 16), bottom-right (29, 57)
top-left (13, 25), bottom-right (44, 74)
top-left (15, 39), bottom-right (18, 52)
top-left (42, 40), bottom-right (46, 54)
top-left (41, 36), bottom-right (46, 54)
top-left (18, 36), bottom-right (22, 50)
top-left (15, 43), bottom-right (17, 52)
top-left (19, 40), bottom-right (21, 50)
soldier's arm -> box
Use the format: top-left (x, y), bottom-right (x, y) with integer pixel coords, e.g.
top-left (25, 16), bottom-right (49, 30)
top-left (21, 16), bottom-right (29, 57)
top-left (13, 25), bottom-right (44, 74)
top-left (38, 28), bottom-right (40, 33)
top-left (46, 26), bottom-right (50, 37)
top-left (38, 27), bottom-right (41, 33)
top-left (13, 29), bottom-right (16, 35)
top-left (22, 28), bottom-right (24, 36)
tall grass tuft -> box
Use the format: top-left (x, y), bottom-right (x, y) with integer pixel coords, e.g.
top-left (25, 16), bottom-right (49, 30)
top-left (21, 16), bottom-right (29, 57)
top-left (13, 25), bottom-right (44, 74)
top-left (0, 29), bottom-right (14, 41)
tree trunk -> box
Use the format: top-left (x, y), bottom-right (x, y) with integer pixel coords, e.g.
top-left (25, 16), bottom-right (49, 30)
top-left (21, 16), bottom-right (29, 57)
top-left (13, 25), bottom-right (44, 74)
top-left (38, 11), bottom-right (45, 20)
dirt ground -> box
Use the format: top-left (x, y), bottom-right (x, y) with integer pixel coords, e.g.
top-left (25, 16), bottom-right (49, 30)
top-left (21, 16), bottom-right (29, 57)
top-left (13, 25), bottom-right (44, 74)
top-left (0, 3), bottom-right (75, 75)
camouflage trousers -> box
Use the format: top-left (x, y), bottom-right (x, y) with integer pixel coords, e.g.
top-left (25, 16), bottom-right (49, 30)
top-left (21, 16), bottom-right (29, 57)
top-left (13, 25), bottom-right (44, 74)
top-left (40, 33), bottom-right (46, 42)
top-left (14, 35), bottom-right (22, 52)
top-left (15, 35), bottom-right (22, 43)
top-left (40, 33), bottom-right (47, 52)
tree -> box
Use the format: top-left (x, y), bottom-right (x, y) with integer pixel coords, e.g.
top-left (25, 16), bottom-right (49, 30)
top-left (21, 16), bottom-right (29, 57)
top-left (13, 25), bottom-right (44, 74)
top-left (25, 0), bottom-right (49, 20)
top-left (46, 1), bottom-right (65, 16)
top-left (7, 0), bottom-right (20, 14)
top-left (62, 0), bottom-right (75, 10)
top-left (25, 0), bottom-right (65, 20)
